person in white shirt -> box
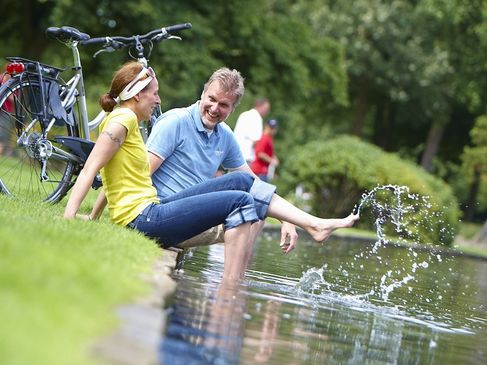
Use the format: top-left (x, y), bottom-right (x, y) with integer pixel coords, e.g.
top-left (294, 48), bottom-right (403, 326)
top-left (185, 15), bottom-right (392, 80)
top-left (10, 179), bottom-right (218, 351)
top-left (233, 98), bottom-right (270, 163)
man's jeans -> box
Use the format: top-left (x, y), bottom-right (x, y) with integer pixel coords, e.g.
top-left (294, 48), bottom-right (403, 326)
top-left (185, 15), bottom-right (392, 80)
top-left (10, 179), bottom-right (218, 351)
top-left (130, 172), bottom-right (276, 247)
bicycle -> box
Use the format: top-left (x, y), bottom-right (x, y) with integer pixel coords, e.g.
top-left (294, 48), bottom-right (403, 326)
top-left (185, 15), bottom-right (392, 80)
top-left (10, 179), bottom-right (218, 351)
top-left (0, 23), bottom-right (191, 203)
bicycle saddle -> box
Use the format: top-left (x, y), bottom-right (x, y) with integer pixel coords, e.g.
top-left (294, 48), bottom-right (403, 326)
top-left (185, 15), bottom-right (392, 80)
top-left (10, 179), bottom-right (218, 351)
top-left (46, 26), bottom-right (90, 43)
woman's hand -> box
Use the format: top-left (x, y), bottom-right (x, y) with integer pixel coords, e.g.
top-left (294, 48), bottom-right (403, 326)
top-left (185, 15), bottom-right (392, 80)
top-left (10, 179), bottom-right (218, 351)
top-left (75, 213), bottom-right (92, 221)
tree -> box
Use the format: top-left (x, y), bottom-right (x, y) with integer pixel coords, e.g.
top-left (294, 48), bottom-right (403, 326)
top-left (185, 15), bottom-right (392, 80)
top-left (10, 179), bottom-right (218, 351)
top-left (43, 0), bottom-right (350, 138)
top-left (416, 0), bottom-right (487, 171)
top-left (291, 0), bottom-right (487, 174)
top-left (0, 0), bottom-right (56, 60)
top-left (461, 116), bottom-right (487, 221)
top-left (2, 0), bottom-right (485, 201)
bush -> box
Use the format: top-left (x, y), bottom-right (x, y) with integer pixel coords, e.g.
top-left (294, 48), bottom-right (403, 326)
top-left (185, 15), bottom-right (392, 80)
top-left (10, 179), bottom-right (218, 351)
top-left (279, 135), bottom-right (460, 245)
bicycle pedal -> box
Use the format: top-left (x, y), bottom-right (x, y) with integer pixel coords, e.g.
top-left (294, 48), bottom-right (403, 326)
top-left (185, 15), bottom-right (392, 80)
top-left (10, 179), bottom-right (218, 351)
top-left (92, 174), bottom-right (103, 190)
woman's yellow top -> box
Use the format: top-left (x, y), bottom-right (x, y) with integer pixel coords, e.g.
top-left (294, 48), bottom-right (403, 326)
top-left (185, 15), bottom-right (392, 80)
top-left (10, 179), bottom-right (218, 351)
top-left (99, 108), bottom-right (159, 226)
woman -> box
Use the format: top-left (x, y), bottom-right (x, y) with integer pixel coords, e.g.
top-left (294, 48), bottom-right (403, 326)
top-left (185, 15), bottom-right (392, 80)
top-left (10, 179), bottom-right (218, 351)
top-left (65, 61), bottom-right (358, 284)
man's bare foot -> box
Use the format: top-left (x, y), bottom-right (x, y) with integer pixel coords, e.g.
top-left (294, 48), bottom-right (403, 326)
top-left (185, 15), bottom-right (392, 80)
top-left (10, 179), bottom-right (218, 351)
top-left (308, 213), bottom-right (359, 243)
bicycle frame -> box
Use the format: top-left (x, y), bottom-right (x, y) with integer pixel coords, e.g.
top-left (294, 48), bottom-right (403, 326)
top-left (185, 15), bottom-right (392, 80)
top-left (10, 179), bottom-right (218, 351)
top-left (62, 40), bottom-right (153, 142)
top-left (63, 40), bottom-right (104, 140)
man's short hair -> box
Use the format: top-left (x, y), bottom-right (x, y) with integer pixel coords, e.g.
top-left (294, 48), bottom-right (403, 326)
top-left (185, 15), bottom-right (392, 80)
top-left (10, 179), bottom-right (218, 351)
top-left (255, 98), bottom-right (269, 108)
top-left (203, 68), bottom-right (245, 107)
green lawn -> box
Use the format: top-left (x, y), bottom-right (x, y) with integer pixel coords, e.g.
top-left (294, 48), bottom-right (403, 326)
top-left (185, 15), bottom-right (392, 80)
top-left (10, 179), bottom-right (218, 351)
top-left (0, 192), bottom-right (162, 365)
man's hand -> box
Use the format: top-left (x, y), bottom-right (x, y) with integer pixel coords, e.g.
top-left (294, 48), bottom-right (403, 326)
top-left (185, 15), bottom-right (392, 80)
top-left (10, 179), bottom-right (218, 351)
top-left (280, 222), bottom-right (298, 254)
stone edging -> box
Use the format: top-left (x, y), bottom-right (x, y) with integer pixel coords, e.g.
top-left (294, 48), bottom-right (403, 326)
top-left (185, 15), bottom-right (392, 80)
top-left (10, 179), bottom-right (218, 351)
top-left (92, 248), bottom-right (181, 365)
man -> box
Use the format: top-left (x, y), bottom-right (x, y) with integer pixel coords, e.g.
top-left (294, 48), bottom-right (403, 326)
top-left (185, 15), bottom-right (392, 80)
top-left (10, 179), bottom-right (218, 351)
top-left (233, 98), bottom-right (270, 164)
top-left (251, 119), bottom-right (279, 182)
top-left (146, 68), bottom-right (298, 254)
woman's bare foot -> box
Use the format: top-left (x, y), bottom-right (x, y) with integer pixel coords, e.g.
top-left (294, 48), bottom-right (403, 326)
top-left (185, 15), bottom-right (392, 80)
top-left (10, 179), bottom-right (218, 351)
top-left (308, 213), bottom-right (359, 243)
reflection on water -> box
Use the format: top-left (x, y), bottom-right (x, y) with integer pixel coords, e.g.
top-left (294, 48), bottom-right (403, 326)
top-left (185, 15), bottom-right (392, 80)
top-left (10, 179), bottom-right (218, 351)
top-left (160, 233), bottom-right (487, 364)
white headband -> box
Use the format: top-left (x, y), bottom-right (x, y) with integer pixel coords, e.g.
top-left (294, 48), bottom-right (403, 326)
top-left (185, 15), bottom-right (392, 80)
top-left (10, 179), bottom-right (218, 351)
top-left (117, 67), bottom-right (153, 102)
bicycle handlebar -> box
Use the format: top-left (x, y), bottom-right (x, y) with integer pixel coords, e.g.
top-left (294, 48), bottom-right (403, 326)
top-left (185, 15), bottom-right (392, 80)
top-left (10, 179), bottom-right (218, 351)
top-left (80, 23), bottom-right (192, 47)
top-left (165, 23), bottom-right (193, 34)
top-left (46, 23), bottom-right (191, 60)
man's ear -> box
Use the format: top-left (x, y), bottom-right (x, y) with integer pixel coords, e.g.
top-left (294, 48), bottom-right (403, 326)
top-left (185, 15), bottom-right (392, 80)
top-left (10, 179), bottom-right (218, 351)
top-left (133, 94), bottom-right (140, 102)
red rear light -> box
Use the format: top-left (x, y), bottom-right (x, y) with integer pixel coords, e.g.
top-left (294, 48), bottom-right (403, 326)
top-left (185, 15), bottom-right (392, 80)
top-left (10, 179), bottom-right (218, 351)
top-left (6, 62), bottom-right (25, 74)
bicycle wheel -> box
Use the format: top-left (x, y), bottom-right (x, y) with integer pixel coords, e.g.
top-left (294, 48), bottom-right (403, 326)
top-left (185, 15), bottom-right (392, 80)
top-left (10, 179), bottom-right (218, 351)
top-left (0, 77), bottom-right (77, 203)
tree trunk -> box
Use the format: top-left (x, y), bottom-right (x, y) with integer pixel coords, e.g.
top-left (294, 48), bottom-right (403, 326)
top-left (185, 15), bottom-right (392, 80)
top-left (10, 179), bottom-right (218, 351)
top-left (21, 0), bottom-right (51, 59)
top-left (475, 220), bottom-right (487, 243)
top-left (420, 121), bottom-right (446, 172)
top-left (350, 91), bottom-right (369, 137)
top-left (463, 167), bottom-right (481, 221)
top-left (372, 101), bottom-right (395, 151)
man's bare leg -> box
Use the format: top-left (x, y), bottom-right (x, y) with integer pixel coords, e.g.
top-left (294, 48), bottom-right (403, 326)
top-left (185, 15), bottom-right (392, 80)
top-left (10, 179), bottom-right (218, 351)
top-left (222, 222), bottom-right (252, 285)
top-left (242, 220), bottom-right (265, 268)
top-left (177, 220), bottom-right (264, 269)
top-left (267, 194), bottom-right (359, 243)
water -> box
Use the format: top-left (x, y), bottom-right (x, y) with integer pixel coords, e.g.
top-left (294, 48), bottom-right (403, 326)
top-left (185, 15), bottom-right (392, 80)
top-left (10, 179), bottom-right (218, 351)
top-left (159, 185), bottom-right (486, 364)
top-left (159, 234), bottom-right (487, 364)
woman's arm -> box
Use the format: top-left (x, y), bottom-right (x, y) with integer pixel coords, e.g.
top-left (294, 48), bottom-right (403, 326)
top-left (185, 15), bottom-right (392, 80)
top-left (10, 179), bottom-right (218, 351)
top-left (148, 152), bottom-right (165, 175)
top-left (87, 188), bottom-right (108, 220)
top-left (64, 123), bottom-right (127, 219)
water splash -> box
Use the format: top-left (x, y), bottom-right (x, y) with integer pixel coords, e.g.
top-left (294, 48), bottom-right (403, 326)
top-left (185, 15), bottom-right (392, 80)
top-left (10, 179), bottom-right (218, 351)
top-left (296, 266), bottom-right (326, 293)
top-left (377, 272), bottom-right (414, 302)
top-left (354, 185), bottom-right (421, 250)
top-left (299, 184), bottom-right (451, 306)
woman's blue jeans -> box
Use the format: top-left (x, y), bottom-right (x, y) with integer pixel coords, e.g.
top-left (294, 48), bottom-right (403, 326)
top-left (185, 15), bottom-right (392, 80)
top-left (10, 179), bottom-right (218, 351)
top-left (130, 172), bottom-right (276, 247)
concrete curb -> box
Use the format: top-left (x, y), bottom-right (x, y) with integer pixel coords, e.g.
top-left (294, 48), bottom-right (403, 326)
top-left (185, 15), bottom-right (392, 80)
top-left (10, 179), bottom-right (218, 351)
top-left (92, 248), bottom-right (181, 365)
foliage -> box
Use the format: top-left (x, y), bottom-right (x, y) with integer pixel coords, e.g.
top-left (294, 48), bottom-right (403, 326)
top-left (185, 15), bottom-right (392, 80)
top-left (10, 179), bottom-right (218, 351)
top-left (458, 115), bottom-right (487, 217)
top-left (1, 0), bottom-right (349, 149)
top-left (461, 115), bottom-right (487, 180)
top-left (291, 0), bottom-right (487, 168)
top-left (1, 0), bottom-right (486, 222)
top-left (279, 135), bottom-right (460, 245)
top-left (0, 194), bottom-right (162, 365)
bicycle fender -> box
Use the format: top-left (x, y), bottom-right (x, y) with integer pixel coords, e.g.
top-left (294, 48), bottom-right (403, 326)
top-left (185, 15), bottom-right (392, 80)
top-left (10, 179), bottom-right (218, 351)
top-left (48, 81), bottom-right (69, 124)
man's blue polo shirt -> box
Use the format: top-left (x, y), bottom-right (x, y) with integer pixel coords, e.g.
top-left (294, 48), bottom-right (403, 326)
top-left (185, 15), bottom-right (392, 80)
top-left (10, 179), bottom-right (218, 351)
top-left (146, 101), bottom-right (245, 198)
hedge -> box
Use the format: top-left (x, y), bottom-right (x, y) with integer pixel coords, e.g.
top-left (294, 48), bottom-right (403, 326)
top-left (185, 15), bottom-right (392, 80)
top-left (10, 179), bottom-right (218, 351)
top-left (279, 135), bottom-right (460, 245)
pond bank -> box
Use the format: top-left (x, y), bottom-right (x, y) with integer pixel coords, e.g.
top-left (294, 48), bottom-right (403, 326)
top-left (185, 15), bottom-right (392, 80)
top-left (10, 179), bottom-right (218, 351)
top-left (93, 248), bottom-right (181, 365)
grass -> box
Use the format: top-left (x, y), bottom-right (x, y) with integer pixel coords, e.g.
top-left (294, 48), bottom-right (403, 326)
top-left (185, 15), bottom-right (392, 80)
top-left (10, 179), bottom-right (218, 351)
top-left (0, 191), bottom-right (162, 365)
top-left (452, 221), bottom-right (487, 258)
top-left (452, 243), bottom-right (487, 258)
top-left (457, 221), bottom-right (484, 240)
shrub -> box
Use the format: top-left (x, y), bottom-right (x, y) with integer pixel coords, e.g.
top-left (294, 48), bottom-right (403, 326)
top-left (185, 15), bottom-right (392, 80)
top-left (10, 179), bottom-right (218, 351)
top-left (279, 135), bottom-right (460, 245)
